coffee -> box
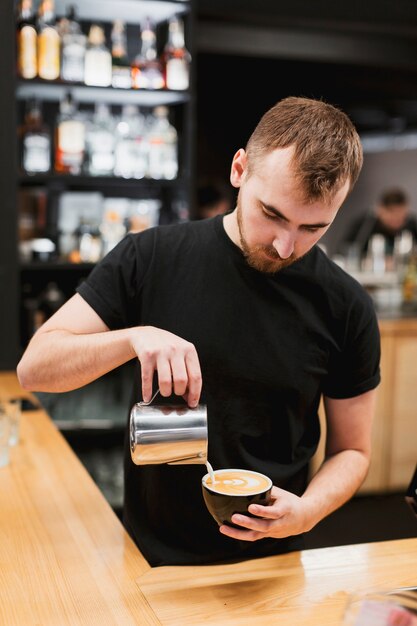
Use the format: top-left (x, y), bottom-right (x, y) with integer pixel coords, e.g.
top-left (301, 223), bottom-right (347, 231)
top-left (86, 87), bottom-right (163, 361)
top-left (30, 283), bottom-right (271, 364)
top-left (203, 469), bottom-right (271, 495)
top-left (202, 468), bottom-right (273, 527)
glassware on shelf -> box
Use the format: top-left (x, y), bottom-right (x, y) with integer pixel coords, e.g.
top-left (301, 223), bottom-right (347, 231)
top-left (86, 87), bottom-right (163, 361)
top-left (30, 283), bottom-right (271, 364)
top-left (111, 20), bottom-right (132, 89)
top-left (30, 237), bottom-right (56, 262)
top-left (393, 229), bottom-right (414, 275)
top-left (57, 190), bottom-right (103, 261)
top-left (131, 17), bottom-right (164, 90)
top-left (55, 92), bottom-right (86, 175)
top-left (147, 106), bottom-right (178, 180)
top-left (127, 199), bottom-right (161, 233)
top-left (16, 0), bottom-right (37, 79)
top-left (84, 24), bottom-right (112, 87)
top-left (368, 233), bottom-right (386, 275)
top-left (20, 98), bottom-right (51, 174)
top-left (85, 103), bottom-right (116, 176)
top-left (114, 105), bottom-right (148, 179)
top-left (163, 14), bottom-right (190, 91)
top-left (60, 5), bottom-right (86, 83)
top-left (37, 0), bottom-right (60, 81)
top-left (77, 218), bottom-right (101, 262)
top-left (99, 209), bottom-right (127, 257)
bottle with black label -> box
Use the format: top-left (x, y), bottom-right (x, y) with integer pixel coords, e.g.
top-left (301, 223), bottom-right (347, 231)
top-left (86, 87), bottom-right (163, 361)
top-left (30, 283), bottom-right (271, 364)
top-left (20, 99), bottom-right (51, 174)
top-left (111, 20), bottom-right (131, 89)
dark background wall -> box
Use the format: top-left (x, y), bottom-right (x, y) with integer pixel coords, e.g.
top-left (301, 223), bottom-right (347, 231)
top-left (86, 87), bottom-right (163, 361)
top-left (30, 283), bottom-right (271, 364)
top-left (194, 0), bottom-right (417, 254)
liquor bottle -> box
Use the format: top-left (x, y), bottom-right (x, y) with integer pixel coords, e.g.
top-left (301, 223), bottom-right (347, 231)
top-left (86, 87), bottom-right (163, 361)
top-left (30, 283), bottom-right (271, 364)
top-left (16, 0), bottom-right (37, 79)
top-left (76, 218), bottom-right (101, 262)
top-left (163, 15), bottom-right (190, 90)
top-left (84, 24), bottom-right (112, 87)
top-left (37, 0), bottom-right (60, 81)
top-left (147, 106), bottom-right (178, 180)
top-left (55, 92), bottom-right (85, 174)
top-left (111, 21), bottom-right (132, 89)
top-left (85, 103), bottom-right (116, 176)
top-left (131, 17), bottom-right (164, 90)
top-left (114, 105), bottom-right (147, 179)
top-left (99, 209), bottom-right (127, 257)
top-left (20, 99), bottom-right (51, 174)
top-left (60, 5), bottom-right (86, 83)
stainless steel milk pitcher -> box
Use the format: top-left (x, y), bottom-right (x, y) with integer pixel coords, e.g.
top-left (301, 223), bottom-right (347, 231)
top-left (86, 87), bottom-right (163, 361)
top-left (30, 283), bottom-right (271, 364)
top-left (130, 390), bottom-right (208, 465)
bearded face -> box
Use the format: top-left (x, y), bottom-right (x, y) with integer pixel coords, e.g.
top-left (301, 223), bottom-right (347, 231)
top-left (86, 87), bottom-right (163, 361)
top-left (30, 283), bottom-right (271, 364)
top-left (226, 147), bottom-right (349, 275)
top-left (236, 190), bottom-right (297, 273)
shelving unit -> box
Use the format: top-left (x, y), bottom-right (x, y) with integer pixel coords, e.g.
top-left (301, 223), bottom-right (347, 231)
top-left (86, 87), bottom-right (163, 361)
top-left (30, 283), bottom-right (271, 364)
top-left (20, 261), bottom-right (95, 271)
top-left (1, 0), bottom-right (196, 368)
top-left (54, 0), bottom-right (189, 25)
top-left (19, 173), bottom-right (187, 188)
top-left (0, 0), bottom-right (195, 510)
top-left (16, 79), bottom-right (190, 106)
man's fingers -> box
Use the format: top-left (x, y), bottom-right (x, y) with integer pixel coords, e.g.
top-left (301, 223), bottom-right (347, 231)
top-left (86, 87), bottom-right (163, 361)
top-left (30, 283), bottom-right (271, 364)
top-left (171, 355), bottom-right (188, 397)
top-left (219, 524), bottom-right (265, 542)
top-left (185, 348), bottom-right (202, 407)
top-left (137, 335), bottom-right (201, 404)
top-left (156, 356), bottom-right (173, 397)
top-left (230, 514), bottom-right (274, 533)
top-left (247, 503), bottom-right (284, 519)
top-left (140, 354), bottom-right (155, 403)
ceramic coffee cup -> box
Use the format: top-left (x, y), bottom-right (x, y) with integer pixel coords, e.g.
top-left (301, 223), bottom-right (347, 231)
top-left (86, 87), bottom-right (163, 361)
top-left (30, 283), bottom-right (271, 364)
top-left (202, 468), bottom-right (273, 527)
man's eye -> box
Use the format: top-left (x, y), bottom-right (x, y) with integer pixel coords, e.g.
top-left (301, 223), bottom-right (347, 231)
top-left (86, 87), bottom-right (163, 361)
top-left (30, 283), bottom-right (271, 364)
top-left (262, 209), bottom-right (278, 221)
top-left (303, 226), bottom-right (320, 233)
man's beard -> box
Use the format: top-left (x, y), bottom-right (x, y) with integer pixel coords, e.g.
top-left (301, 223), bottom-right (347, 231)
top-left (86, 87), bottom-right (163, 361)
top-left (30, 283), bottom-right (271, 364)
top-left (236, 194), bottom-right (297, 273)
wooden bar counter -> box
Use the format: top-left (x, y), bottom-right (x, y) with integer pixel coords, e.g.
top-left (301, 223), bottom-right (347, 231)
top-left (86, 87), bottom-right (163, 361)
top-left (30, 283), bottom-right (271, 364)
top-left (0, 372), bottom-right (416, 626)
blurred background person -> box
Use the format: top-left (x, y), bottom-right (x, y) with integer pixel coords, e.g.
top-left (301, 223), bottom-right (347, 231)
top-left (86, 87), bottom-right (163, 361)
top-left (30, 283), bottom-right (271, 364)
top-left (196, 179), bottom-right (234, 219)
top-left (342, 187), bottom-right (417, 259)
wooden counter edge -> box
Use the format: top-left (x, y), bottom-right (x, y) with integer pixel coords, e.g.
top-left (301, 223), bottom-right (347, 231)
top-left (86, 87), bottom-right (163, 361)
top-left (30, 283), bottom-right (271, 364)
top-left (0, 371), bottom-right (161, 625)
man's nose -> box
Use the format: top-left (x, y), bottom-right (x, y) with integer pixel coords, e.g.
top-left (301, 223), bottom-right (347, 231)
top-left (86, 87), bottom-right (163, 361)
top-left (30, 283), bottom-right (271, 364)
top-left (272, 232), bottom-right (295, 259)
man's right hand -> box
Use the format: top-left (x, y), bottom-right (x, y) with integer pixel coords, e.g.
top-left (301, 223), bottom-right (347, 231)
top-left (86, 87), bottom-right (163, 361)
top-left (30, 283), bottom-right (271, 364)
top-left (17, 295), bottom-right (202, 402)
top-left (130, 326), bottom-right (202, 407)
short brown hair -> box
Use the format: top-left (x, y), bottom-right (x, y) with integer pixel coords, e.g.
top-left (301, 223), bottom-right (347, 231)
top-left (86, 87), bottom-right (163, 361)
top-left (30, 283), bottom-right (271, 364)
top-left (245, 96), bottom-right (363, 201)
top-left (379, 188), bottom-right (408, 208)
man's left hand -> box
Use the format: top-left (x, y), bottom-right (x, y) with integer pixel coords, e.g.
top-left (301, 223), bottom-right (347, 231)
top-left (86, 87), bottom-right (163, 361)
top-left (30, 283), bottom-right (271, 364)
top-left (219, 486), bottom-right (312, 541)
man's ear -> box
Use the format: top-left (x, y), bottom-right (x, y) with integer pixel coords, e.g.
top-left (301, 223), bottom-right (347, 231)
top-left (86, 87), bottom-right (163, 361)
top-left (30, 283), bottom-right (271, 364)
top-left (230, 149), bottom-right (247, 188)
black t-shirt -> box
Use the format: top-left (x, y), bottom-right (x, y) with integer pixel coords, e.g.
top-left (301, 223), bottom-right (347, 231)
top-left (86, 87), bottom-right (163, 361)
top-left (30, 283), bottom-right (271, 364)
top-left (77, 215), bottom-right (381, 566)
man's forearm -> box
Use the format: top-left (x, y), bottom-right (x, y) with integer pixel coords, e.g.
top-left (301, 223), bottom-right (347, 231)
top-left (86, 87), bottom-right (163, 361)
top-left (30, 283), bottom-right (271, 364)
top-left (300, 449), bottom-right (370, 531)
top-left (17, 327), bottom-right (136, 393)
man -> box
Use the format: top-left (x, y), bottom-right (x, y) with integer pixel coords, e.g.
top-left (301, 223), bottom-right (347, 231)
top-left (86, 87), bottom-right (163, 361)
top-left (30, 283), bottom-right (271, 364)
top-left (17, 97), bottom-right (380, 567)
top-left (343, 187), bottom-right (417, 258)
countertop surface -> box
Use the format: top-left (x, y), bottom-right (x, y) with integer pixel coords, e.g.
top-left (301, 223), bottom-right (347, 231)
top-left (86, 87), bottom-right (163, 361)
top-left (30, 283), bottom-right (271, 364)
top-left (0, 371), bottom-right (416, 625)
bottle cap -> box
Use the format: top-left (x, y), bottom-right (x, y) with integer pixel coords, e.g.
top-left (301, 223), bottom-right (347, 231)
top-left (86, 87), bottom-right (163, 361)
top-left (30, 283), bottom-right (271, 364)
top-left (89, 24), bottom-right (105, 45)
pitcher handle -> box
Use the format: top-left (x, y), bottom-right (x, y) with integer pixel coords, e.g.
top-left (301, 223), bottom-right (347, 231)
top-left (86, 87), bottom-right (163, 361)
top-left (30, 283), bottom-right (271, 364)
top-left (138, 388), bottom-right (160, 407)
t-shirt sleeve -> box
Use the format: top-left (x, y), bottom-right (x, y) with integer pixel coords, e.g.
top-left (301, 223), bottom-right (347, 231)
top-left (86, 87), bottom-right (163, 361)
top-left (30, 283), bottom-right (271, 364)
top-left (322, 290), bottom-right (381, 399)
top-left (76, 232), bottom-right (150, 330)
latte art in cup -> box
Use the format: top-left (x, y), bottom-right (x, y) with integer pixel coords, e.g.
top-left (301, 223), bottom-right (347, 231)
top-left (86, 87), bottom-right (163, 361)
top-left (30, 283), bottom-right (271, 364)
top-left (202, 468), bottom-right (273, 527)
top-left (203, 469), bottom-right (272, 495)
